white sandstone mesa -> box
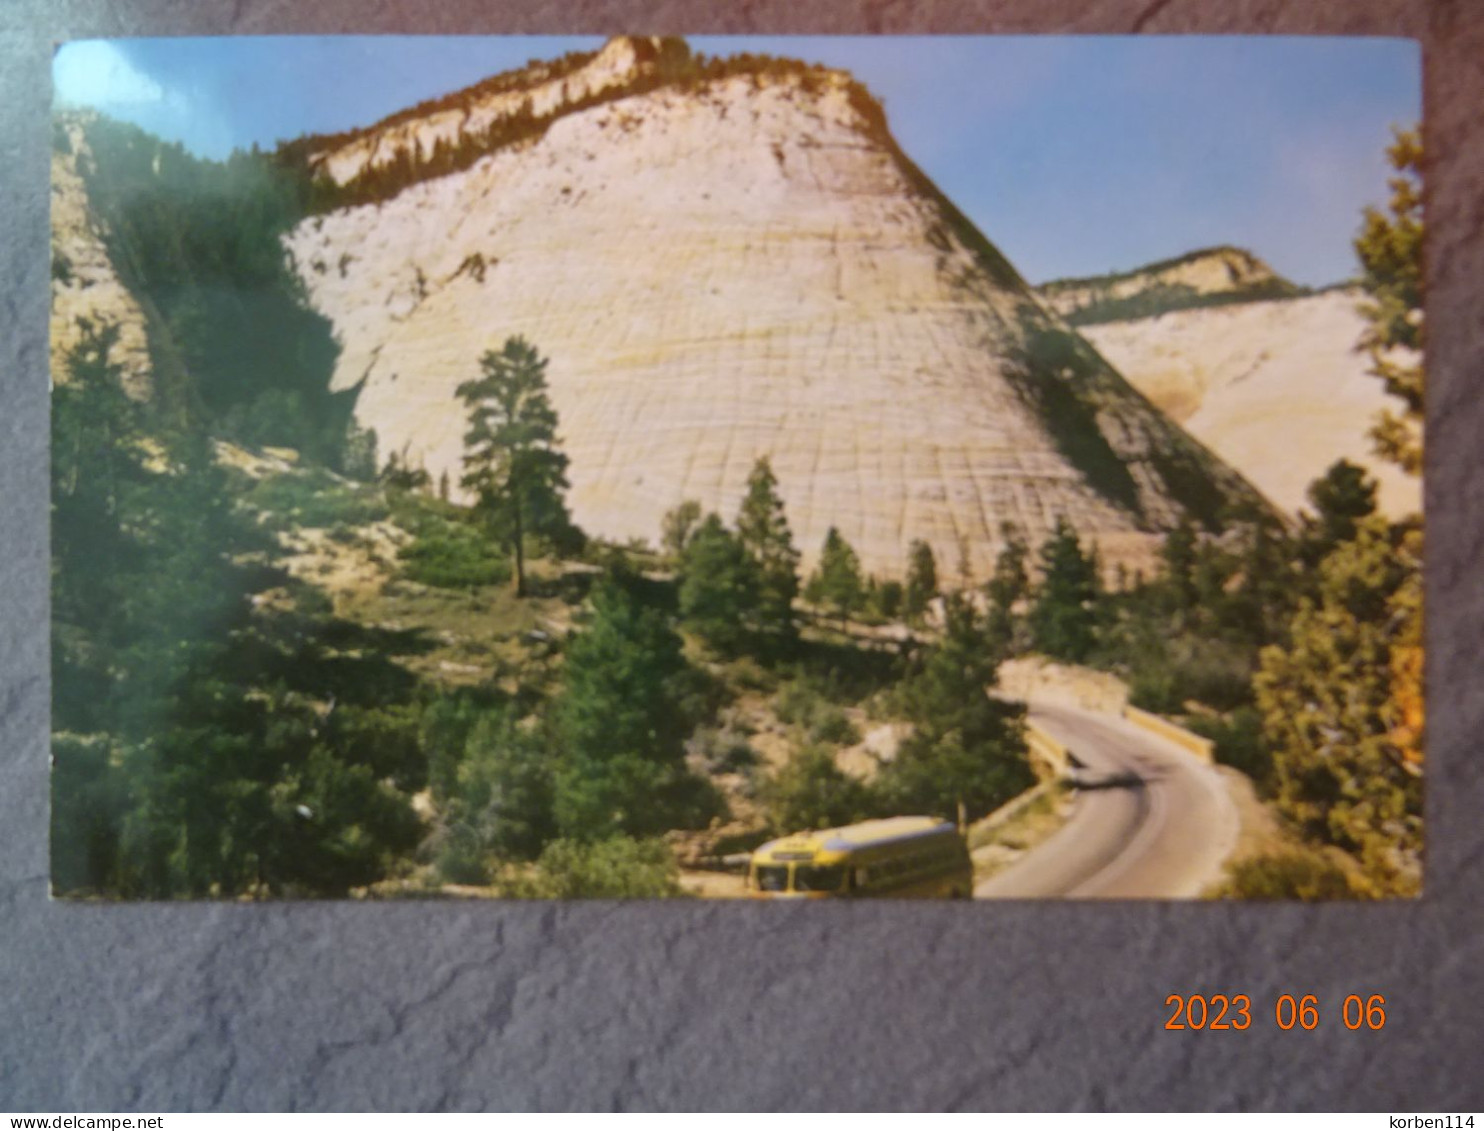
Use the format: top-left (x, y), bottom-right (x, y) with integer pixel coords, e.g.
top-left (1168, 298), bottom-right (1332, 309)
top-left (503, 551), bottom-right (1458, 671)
top-left (282, 36), bottom-right (1266, 583)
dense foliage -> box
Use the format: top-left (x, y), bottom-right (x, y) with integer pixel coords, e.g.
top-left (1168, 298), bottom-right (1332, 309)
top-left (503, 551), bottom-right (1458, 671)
top-left (51, 329), bottom-right (424, 897)
top-left (66, 116), bottom-right (354, 464)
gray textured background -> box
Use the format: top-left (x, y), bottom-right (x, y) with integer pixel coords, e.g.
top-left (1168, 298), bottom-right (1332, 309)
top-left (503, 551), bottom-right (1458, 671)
top-left (3, 0), bottom-right (1481, 1112)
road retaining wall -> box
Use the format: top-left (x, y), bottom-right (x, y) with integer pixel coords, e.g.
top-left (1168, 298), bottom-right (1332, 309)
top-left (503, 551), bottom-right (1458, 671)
top-left (1024, 721), bottom-right (1070, 778)
top-left (1122, 705), bottom-right (1216, 763)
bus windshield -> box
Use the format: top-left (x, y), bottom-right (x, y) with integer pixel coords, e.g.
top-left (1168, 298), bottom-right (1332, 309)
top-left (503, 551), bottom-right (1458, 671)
top-left (754, 865), bottom-right (790, 892)
top-left (793, 864), bottom-right (846, 893)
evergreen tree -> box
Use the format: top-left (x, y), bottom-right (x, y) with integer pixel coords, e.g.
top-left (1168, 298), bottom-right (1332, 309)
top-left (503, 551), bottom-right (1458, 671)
top-left (1253, 126), bottom-right (1425, 896)
top-left (456, 336), bottom-right (573, 596)
top-left (661, 498), bottom-right (702, 560)
top-left (735, 457), bottom-right (801, 638)
top-left (1160, 517), bottom-right (1199, 612)
top-left (805, 527), bottom-right (865, 628)
top-left (903, 539), bottom-right (939, 622)
top-left (1030, 517), bottom-right (1100, 662)
top-left (761, 744), bottom-right (872, 833)
top-left (1254, 517), bottom-right (1421, 895)
top-left (985, 522), bottom-right (1030, 650)
top-left (878, 593), bottom-right (1030, 821)
top-left (340, 421), bottom-right (379, 482)
top-left (1298, 459), bottom-right (1379, 566)
top-left (872, 578), bottom-right (905, 621)
top-left (678, 514), bottom-right (761, 655)
top-left (1355, 127), bottom-right (1424, 476)
top-left (51, 323), bottom-right (149, 726)
top-left (442, 707), bottom-right (557, 866)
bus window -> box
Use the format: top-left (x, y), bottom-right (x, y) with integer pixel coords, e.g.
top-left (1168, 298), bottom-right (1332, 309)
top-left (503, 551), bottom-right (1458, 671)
top-left (755, 865), bottom-right (790, 892)
top-left (794, 865), bottom-right (845, 893)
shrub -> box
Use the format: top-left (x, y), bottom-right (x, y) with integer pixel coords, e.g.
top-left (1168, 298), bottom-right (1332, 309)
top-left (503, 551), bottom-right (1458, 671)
top-left (724, 655), bottom-right (777, 694)
top-left (248, 469), bottom-right (388, 531)
top-left (1185, 707), bottom-right (1272, 789)
top-left (809, 704), bottom-right (861, 746)
top-left (761, 744), bottom-right (873, 834)
top-left (398, 524), bottom-right (510, 589)
top-left (692, 727), bottom-right (758, 774)
top-left (1214, 848), bottom-right (1362, 900)
top-left (434, 832), bottom-right (492, 886)
top-left (503, 836), bottom-right (687, 898)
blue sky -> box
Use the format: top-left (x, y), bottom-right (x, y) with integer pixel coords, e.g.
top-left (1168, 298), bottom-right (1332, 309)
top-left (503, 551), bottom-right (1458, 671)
top-left (52, 35), bottom-right (1419, 287)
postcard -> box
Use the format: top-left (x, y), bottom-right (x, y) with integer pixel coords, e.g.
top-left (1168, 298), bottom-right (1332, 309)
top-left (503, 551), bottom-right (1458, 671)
top-left (49, 35), bottom-right (1422, 900)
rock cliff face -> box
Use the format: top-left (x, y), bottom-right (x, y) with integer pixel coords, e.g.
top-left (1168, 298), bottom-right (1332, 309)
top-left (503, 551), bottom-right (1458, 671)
top-left (1071, 288), bottom-right (1421, 517)
top-left (50, 114), bottom-right (152, 397)
top-left (285, 40), bottom-right (1266, 581)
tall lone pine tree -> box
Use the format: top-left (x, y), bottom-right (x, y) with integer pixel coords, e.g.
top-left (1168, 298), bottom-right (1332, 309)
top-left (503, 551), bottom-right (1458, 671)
top-left (457, 337), bottom-right (573, 597)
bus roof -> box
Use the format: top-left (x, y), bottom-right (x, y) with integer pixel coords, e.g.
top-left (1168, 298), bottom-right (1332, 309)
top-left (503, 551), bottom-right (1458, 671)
top-left (755, 816), bottom-right (956, 859)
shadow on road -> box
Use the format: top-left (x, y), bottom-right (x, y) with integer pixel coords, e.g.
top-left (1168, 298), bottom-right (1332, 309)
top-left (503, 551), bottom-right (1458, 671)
top-left (1069, 770), bottom-right (1147, 792)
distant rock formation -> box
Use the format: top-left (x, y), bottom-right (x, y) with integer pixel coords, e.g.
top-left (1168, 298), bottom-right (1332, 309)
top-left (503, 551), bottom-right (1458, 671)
top-left (1068, 286), bottom-right (1421, 518)
top-left (1039, 246), bottom-right (1305, 327)
top-left (282, 38), bottom-right (1267, 582)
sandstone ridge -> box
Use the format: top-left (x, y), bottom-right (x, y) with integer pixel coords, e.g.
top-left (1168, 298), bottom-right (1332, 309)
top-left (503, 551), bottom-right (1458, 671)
top-left (1039, 246), bottom-right (1304, 326)
top-left (300, 37), bottom-right (676, 188)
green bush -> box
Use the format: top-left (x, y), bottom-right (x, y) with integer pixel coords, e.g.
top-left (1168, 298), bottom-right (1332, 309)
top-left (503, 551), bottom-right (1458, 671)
top-left (398, 524), bottom-right (510, 589)
top-left (1186, 707), bottom-right (1272, 788)
top-left (693, 727), bottom-right (758, 773)
top-left (248, 469), bottom-right (388, 531)
top-left (723, 655), bottom-right (777, 694)
top-left (773, 679), bottom-right (820, 727)
top-left (760, 744), bottom-right (873, 834)
top-left (1214, 848), bottom-right (1362, 900)
top-left (503, 836), bottom-right (687, 898)
top-left (434, 832), bottom-right (492, 886)
top-left (809, 704), bottom-right (861, 746)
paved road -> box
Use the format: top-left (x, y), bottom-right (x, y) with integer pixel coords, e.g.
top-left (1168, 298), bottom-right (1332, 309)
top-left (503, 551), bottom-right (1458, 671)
top-left (975, 701), bottom-right (1239, 899)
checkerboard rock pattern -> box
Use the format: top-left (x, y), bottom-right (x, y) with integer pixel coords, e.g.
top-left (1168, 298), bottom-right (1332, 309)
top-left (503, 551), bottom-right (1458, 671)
top-left (285, 39), bottom-right (1264, 582)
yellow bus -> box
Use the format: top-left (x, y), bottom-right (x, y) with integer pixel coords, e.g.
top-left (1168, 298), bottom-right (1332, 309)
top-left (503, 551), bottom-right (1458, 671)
top-left (746, 816), bottom-right (973, 899)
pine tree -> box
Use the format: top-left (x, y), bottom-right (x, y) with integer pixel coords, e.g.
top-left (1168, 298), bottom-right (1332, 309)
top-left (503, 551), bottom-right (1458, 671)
top-left (805, 527), bottom-right (865, 628)
top-left (554, 575), bottom-right (717, 840)
top-left (1297, 459), bottom-right (1379, 567)
top-left (735, 457), bottom-right (800, 638)
top-left (661, 498), bottom-right (702, 560)
top-left (903, 539), bottom-right (938, 622)
top-left (1355, 127), bottom-right (1423, 476)
top-left (1254, 518), bottom-right (1421, 894)
top-left (985, 522), bottom-right (1030, 649)
top-left (678, 514), bottom-right (761, 655)
top-left (878, 592), bottom-right (1030, 821)
top-left (1160, 518), bottom-right (1198, 613)
top-left (761, 744), bottom-right (871, 833)
top-left (1030, 517), bottom-right (1100, 662)
top-left (1254, 125), bottom-right (1425, 897)
top-left (456, 337), bottom-right (572, 596)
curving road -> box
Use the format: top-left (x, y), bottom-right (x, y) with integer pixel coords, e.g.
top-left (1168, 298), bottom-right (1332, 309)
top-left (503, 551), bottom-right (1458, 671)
top-left (975, 701), bottom-right (1239, 899)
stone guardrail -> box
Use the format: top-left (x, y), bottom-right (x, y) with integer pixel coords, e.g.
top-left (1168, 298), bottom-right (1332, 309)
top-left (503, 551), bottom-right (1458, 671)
top-left (1024, 721), bottom-right (1070, 778)
top-left (1122, 705), bottom-right (1216, 764)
